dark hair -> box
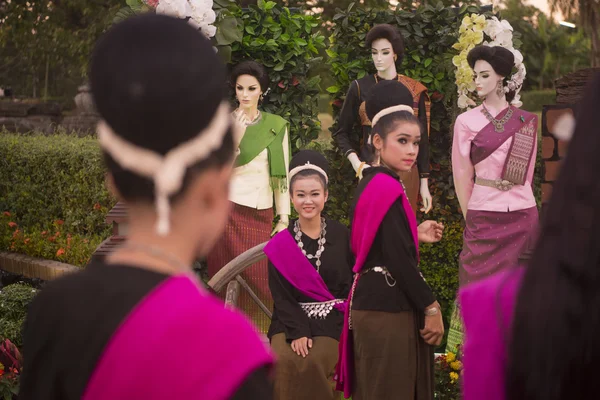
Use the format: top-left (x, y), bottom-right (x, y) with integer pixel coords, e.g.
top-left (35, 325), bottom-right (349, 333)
top-left (365, 24), bottom-right (405, 65)
top-left (230, 60), bottom-right (270, 92)
top-left (467, 45), bottom-right (517, 103)
top-left (365, 80), bottom-right (420, 163)
top-left (288, 150), bottom-right (329, 192)
top-left (290, 169), bottom-right (327, 192)
top-left (90, 14), bottom-right (234, 204)
top-left (505, 73), bottom-right (600, 399)
top-left (365, 80), bottom-right (414, 122)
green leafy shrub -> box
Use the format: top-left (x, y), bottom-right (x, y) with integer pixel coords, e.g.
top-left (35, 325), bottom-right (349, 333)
top-left (116, 1), bottom-right (325, 152)
top-left (0, 132), bottom-right (115, 236)
top-left (325, 3), bottom-right (489, 225)
top-left (231, 1), bottom-right (326, 152)
top-left (420, 221), bottom-right (463, 307)
top-left (521, 89), bottom-right (556, 112)
top-left (0, 283), bottom-right (38, 348)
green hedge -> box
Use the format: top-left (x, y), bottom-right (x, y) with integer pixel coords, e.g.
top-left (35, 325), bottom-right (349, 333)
top-left (231, 1), bottom-right (325, 151)
top-left (0, 283), bottom-right (38, 348)
top-left (521, 89), bottom-right (556, 112)
top-left (0, 132), bottom-right (115, 236)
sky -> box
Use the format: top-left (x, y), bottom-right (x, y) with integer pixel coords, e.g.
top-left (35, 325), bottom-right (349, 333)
top-left (524, 0), bottom-right (551, 15)
top-left (481, 0), bottom-right (565, 20)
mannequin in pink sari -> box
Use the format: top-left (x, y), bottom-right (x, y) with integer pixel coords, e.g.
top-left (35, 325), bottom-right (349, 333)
top-left (452, 45), bottom-right (538, 286)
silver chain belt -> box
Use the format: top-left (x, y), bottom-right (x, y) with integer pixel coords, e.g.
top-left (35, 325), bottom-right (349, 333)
top-left (299, 299), bottom-right (345, 319)
top-left (475, 177), bottom-right (515, 191)
top-left (361, 266), bottom-right (397, 287)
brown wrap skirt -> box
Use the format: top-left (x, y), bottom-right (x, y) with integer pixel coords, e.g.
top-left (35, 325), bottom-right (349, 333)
top-left (351, 310), bottom-right (434, 400)
top-left (271, 333), bottom-right (340, 400)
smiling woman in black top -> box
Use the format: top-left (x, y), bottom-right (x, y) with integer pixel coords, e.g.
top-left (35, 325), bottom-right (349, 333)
top-left (264, 150), bottom-right (353, 400)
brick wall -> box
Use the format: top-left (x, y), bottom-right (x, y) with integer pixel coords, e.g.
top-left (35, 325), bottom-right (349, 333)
top-left (540, 105), bottom-right (574, 204)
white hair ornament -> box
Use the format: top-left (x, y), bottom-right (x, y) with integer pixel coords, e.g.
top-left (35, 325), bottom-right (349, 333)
top-left (98, 102), bottom-right (240, 236)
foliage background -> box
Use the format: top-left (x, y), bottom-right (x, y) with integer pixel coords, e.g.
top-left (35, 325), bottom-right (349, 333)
top-left (0, 0), bottom-right (123, 101)
top-left (324, 3), bottom-right (488, 225)
top-left (114, 0), bottom-right (325, 152)
top-left (0, 133), bottom-right (114, 236)
top-left (230, 1), bottom-right (325, 152)
top-left (0, 133), bottom-right (113, 266)
top-left (0, 283), bottom-right (37, 348)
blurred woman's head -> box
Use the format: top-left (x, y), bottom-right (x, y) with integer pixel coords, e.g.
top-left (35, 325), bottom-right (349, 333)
top-left (506, 73), bottom-right (600, 400)
top-left (90, 14), bottom-right (236, 257)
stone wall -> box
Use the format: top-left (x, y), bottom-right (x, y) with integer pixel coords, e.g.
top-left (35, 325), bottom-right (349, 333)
top-left (541, 105), bottom-right (573, 204)
top-left (0, 98), bottom-right (98, 135)
top-left (540, 68), bottom-right (599, 205)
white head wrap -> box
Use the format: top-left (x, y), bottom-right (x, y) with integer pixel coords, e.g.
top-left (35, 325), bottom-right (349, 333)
top-left (98, 101), bottom-right (239, 236)
top-left (368, 104), bottom-right (415, 144)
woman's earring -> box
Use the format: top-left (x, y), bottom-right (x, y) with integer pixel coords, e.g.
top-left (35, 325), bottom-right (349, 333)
top-left (496, 80), bottom-right (504, 97)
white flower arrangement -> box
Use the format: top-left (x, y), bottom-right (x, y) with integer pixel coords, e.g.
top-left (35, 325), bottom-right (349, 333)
top-left (153, 0), bottom-right (217, 38)
top-left (453, 14), bottom-right (526, 109)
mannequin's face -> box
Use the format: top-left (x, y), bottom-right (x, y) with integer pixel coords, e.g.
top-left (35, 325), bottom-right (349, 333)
top-left (235, 74), bottom-right (262, 110)
top-left (371, 38), bottom-right (396, 72)
top-left (473, 60), bottom-right (503, 99)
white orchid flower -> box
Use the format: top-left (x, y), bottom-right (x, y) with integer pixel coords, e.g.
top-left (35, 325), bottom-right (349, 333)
top-left (156, 0), bottom-right (188, 19)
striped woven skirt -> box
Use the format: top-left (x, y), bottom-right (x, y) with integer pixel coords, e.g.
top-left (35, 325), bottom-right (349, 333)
top-left (459, 206), bottom-right (538, 286)
top-left (206, 202), bottom-right (273, 333)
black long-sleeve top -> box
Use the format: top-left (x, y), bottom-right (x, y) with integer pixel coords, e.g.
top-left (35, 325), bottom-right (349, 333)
top-left (332, 74), bottom-right (430, 177)
top-left (267, 218), bottom-right (354, 342)
top-left (350, 167), bottom-right (436, 313)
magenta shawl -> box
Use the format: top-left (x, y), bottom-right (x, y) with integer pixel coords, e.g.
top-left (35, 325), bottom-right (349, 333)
top-left (82, 274), bottom-right (273, 400)
top-left (460, 267), bottom-right (524, 400)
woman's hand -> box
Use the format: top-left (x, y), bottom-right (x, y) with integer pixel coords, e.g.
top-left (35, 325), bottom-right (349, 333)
top-left (291, 337), bottom-right (313, 357)
top-left (420, 302), bottom-right (444, 346)
top-left (417, 220), bottom-right (444, 243)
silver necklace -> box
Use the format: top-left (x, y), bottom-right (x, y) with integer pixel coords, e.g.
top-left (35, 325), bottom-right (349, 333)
top-left (294, 218), bottom-right (327, 272)
top-left (399, 178), bottom-right (407, 193)
top-left (118, 241), bottom-right (190, 273)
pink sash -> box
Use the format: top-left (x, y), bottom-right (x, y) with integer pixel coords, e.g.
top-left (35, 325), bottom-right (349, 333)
top-left (264, 229), bottom-right (346, 312)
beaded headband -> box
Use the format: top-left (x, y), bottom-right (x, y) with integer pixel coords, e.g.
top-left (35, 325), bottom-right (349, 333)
top-left (371, 104), bottom-right (414, 127)
top-left (98, 102), bottom-right (239, 236)
top-left (289, 163), bottom-right (329, 184)
top-left (368, 105), bottom-right (415, 144)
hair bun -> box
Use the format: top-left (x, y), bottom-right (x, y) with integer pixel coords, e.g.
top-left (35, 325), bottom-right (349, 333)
top-left (365, 80), bottom-right (414, 121)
